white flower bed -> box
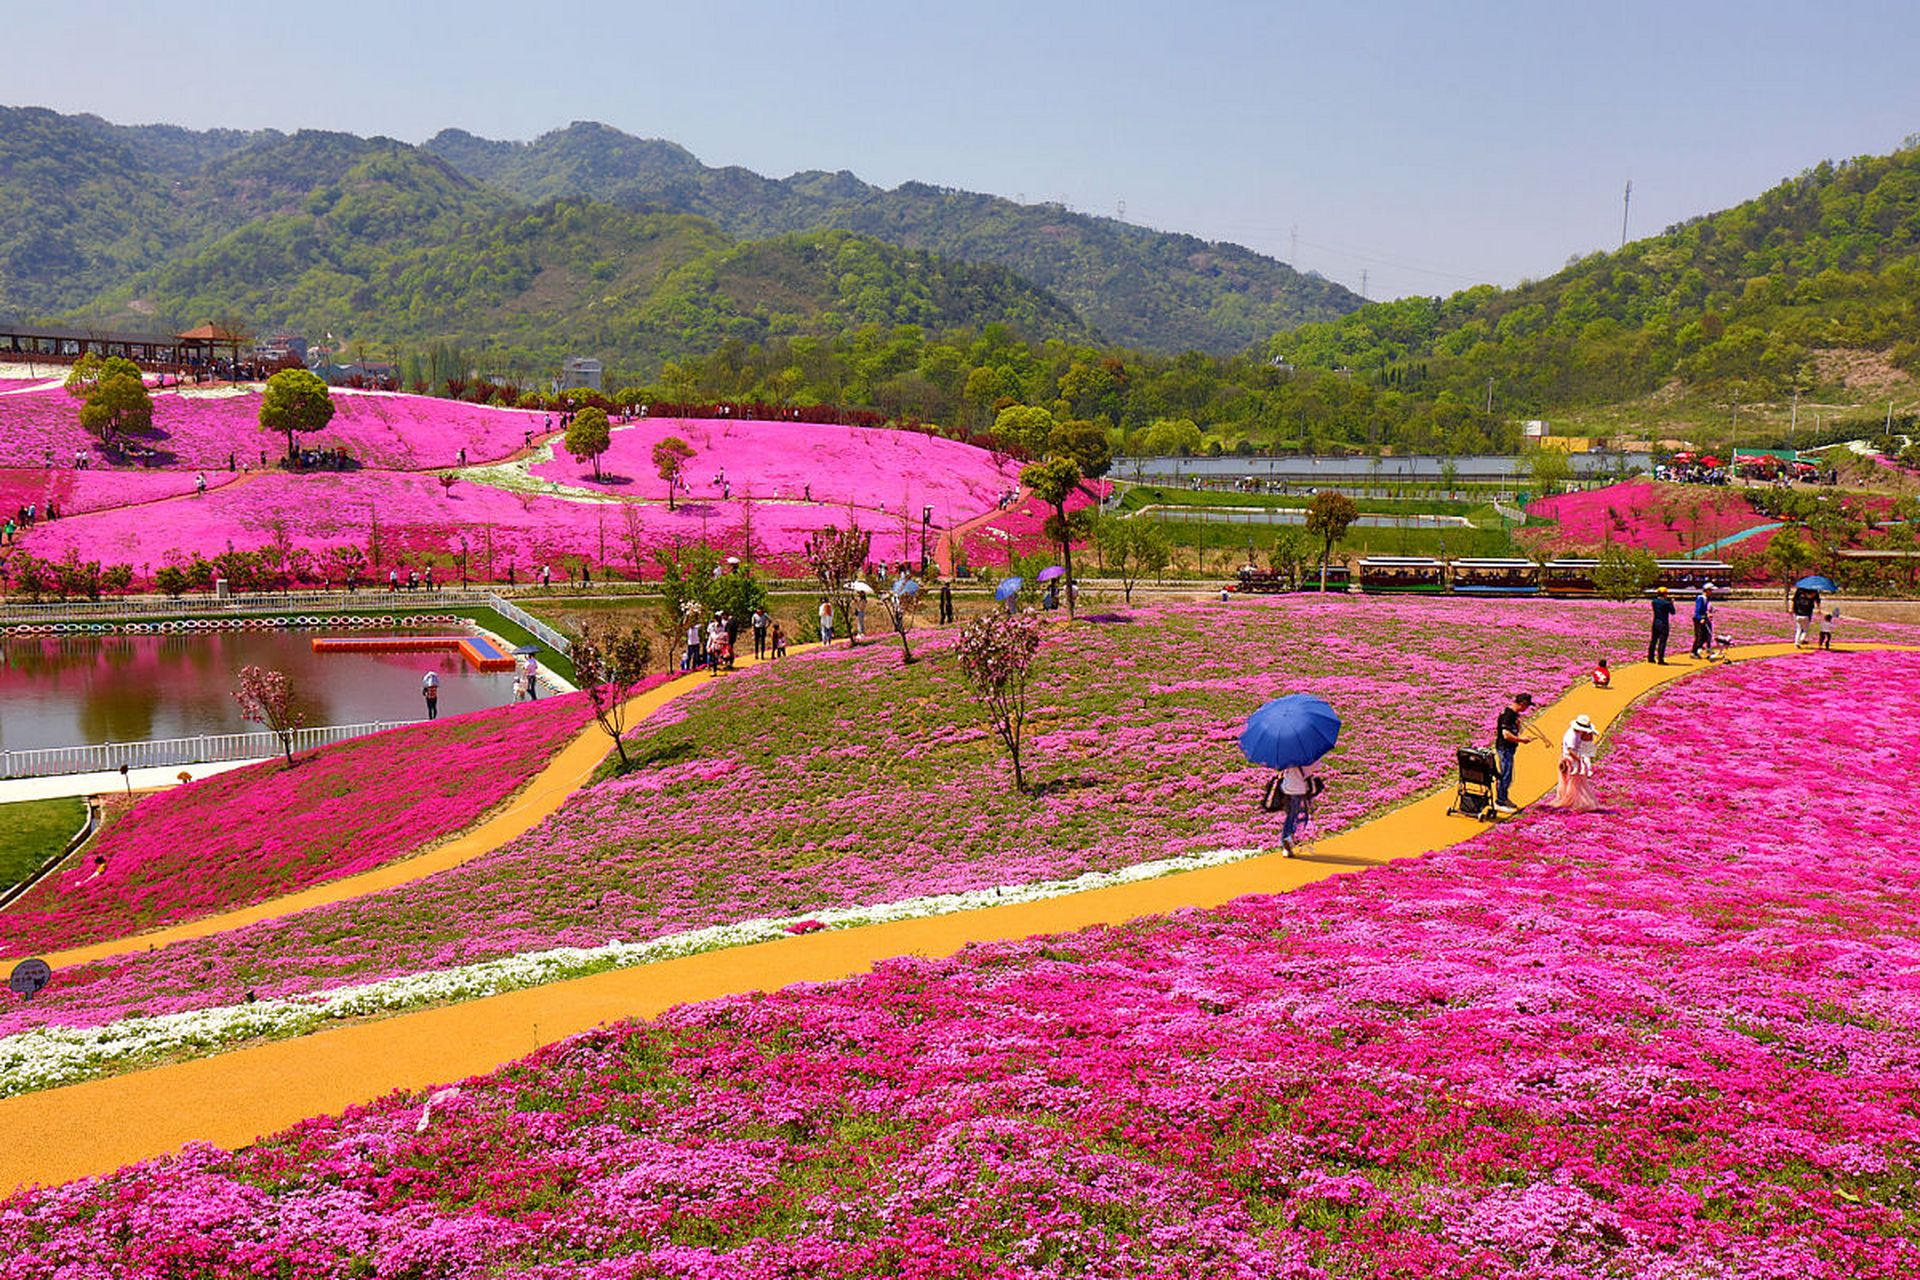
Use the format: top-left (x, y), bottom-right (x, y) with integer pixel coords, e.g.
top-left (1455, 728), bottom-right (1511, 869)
top-left (0, 843), bottom-right (1268, 1096)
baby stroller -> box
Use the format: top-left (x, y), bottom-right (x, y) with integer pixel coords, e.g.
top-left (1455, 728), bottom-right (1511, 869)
top-left (1448, 747), bottom-right (1501, 821)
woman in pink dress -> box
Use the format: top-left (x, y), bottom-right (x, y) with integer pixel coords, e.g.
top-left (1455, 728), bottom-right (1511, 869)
top-left (1550, 714), bottom-right (1601, 812)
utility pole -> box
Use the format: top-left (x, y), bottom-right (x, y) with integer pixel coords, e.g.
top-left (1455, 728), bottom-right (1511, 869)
top-left (1620, 180), bottom-right (1632, 248)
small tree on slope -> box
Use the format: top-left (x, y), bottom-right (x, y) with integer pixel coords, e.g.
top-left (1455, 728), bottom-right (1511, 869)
top-left (233, 665), bottom-right (306, 768)
top-left (572, 622), bottom-right (653, 770)
top-left (955, 611), bottom-right (1045, 793)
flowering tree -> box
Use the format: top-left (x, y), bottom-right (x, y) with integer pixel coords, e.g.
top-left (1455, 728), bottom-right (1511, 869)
top-left (571, 623), bottom-right (653, 770)
top-left (652, 436), bottom-right (695, 510)
top-left (803, 520), bottom-right (872, 648)
top-left (233, 665), bottom-right (306, 768)
top-left (955, 611), bottom-right (1045, 792)
top-left (876, 580), bottom-right (924, 665)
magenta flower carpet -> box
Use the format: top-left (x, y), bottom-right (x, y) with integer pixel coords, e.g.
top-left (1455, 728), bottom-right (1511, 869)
top-left (1, 647), bottom-right (1913, 1275)
top-left (0, 596), bottom-right (1640, 1037)
top-left (1522, 480), bottom-right (1771, 556)
top-left (0, 388), bottom-right (1028, 580)
top-left (0, 696), bottom-right (598, 955)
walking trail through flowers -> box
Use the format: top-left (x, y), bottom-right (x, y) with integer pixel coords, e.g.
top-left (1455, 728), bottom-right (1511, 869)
top-left (0, 639), bottom-right (1885, 1196)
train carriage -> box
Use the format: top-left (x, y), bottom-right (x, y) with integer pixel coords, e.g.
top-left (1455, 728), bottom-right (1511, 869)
top-left (1355, 557), bottom-right (1447, 594)
top-left (1448, 558), bottom-right (1541, 596)
top-left (1655, 560), bottom-right (1734, 597)
top-left (1542, 559), bottom-right (1601, 597)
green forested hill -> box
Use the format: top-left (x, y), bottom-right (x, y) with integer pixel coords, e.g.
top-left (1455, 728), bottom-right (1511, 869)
top-left (0, 109), bottom-right (1352, 359)
top-left (82, 181), bottom-right (1089, 372)
top-left (1271, 141), bottom-right (1920, 417)
top-left (423, 122), bottom-right (1363, 352)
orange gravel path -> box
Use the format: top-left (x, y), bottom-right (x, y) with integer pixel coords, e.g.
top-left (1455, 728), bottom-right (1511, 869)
top-left (0, 643), bottom-right (1893, 1192)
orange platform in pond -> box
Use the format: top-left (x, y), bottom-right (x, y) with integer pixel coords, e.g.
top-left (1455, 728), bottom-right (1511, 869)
top-left (310, 634), bottom-right (517, 672)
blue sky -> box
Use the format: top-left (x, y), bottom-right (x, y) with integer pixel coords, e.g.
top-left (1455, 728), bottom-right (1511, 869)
top-left (8, 0), bottom-right (1919, 300)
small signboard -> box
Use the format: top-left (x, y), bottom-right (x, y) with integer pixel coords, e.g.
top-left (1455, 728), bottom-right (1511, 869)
top-left (8, 958), bottom-right (51, 1000)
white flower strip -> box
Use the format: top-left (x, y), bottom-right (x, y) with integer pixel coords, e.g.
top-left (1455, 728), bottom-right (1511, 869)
top-left (457, 441), bottom-right (621, 503)
top-left (0, 843), bottom-right (1267, 1097)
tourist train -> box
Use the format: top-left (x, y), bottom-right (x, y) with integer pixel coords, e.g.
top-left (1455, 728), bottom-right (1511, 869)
top-left (1233, 556), bottom-right (1735, 598)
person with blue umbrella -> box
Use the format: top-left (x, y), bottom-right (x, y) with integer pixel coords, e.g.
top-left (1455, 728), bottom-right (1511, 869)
top-left (1242, 694), bottom-right (1341, 854)
top-left (1791, 576), bottom-right (1832, 648)
top-left (994, 576), bottom-right (1024, 615)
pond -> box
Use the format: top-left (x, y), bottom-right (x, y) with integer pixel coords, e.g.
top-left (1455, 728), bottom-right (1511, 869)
top-left (0, 629), bottom-right (521, 755)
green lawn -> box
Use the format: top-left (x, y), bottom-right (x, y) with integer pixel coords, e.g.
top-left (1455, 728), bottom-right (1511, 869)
top-left (0, 797), bottom-right (88, 893)
top-left (1148, 517), bottom-right (1519, 560)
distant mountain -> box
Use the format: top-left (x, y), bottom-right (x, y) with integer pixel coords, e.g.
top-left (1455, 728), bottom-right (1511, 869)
top-left (422, 122), bottom-right (1360, 352)
top-left (0, 111), bottom-right (1088, 370)
top-left (0, 108), bottom-right (1353, 358)
top-left (1272, 140), bottom-right (1920, 414)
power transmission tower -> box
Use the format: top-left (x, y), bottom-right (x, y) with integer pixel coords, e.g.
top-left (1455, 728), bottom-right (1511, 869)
top-left (1620, 180), bottom-right (1632, 247)
top-left (1290, 224), bottom-right (1299, 265)
top-left (1360, 270), bottom-right (1369, 299)
top-left (1116, 199), bottom-right (1126, 220)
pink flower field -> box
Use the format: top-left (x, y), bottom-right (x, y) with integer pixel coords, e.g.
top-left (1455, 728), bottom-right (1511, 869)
top-left (12, 470), bottom-right (953, 579)
top-left (4, 649), bottom-right (1916, 1276)
top-left (0, 596), bottom-right (1643, 1036)
top-left (0, 467), bottom-right (240, 518)
top-left (0, 696), bottom-right (599, 955)
top-left (960, 481), bottom-right (1106, 566)
top-left (0, 393), bottom-right (1030, 578)
top-left (0, 385), bottom-right (540, 471)
top-left (1523, 480), bottom-right (1772, 555)
top-left (530, 417), bottom-right (1022, 523)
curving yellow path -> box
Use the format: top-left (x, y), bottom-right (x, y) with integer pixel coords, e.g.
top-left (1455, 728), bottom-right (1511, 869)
top-left (20, 657), bottom-right (795, 972)
top-left (0, 643), bottom-right (1902, 1192)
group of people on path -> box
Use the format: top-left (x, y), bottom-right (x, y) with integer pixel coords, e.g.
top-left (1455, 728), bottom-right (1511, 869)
top-left (1493, 691), bottom-right (1600, 815)
top-left (1650, 582), bottom-right (1841, 661)
top-left (421, 651), bottom-right (540, 719)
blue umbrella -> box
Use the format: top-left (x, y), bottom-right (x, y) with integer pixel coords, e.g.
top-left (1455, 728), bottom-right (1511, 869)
top-left (893, 578), bottom-right (921, 597)
top-left (994, 576), bottom-right (1024, 602)
top-left (1795, 575), bottom-right (1836, 592)
top-left (1240, 694), bottom-right (1342, 769)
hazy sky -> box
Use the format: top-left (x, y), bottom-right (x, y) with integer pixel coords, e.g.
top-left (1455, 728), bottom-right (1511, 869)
top-left (8, 1), bottom-right (1918, 300)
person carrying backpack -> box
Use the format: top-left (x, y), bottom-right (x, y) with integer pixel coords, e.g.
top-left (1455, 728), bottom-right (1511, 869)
top-left (1262, 765), bottom-right (1324, 855)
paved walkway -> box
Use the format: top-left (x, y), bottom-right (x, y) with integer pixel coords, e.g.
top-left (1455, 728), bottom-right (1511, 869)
top-left (4, 642), bottom-right (1893, 1191)
top-left (0, 759), bottom-right (260, 803)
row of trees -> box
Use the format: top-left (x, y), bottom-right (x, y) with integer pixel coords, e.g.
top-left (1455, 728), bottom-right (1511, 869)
top-left (62, 356), bottom-right (337, 463)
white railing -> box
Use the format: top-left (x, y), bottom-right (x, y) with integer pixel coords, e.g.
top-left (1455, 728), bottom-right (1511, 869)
top-left (0, 720), bottom-right (418, 780)
top-left (487, 593), bottom-right (573, 657)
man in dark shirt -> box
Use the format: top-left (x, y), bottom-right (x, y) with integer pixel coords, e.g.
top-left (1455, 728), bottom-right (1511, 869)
top-left (1791, 586), bottom-right (1820, 647)
top-left (1493, 691), bottom-right (1537, 812)
top-left (1649, 587), bottom-right (1676, 664)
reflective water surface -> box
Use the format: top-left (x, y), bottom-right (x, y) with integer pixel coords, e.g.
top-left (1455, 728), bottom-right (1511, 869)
top-left (0, 630), bottom-right (519, 753)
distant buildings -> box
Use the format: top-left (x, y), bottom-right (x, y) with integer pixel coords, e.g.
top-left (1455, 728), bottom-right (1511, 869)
top-left (560, 357), bottom-right (603, 392)
top-left (254, 333), bottom-right (309, 365)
